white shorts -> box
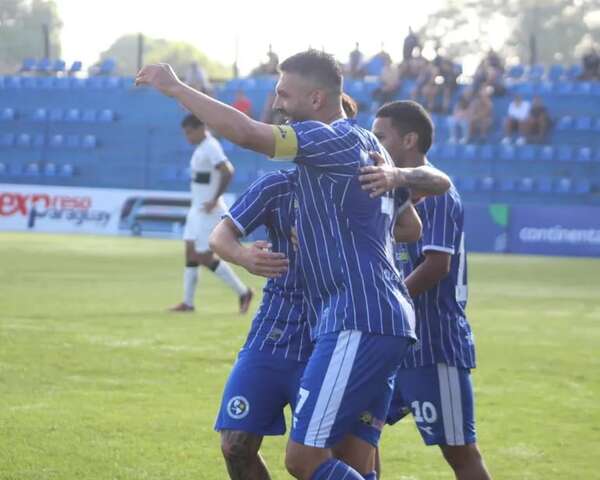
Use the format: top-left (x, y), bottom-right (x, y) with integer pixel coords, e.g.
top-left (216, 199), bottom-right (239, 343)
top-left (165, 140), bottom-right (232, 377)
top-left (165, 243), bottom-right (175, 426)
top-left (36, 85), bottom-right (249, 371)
top-left (183, 207), bottom-right (224, 252)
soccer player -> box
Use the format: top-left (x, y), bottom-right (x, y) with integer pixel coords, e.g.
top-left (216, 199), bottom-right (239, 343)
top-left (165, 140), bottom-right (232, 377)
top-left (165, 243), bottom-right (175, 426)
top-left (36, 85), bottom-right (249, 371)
top-left (135, 51), bottom-right (430, 480)
top-left (170, 114), bottom-right (253, 313)
top-left (360, 101), bottom-right (492, 480)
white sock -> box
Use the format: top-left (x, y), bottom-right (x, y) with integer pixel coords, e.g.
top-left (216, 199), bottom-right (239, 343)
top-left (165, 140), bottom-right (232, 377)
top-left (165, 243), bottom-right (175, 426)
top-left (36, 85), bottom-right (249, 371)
top-left (183, 266), bottom-right (198, 306)
top-left (214, 261), bottom-right (247, 296)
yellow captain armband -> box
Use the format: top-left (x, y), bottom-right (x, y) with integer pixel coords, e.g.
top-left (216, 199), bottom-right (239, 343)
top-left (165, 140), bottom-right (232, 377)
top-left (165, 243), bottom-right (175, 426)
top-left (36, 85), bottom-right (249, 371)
top-left (271, 125), bottom-right (298, 161)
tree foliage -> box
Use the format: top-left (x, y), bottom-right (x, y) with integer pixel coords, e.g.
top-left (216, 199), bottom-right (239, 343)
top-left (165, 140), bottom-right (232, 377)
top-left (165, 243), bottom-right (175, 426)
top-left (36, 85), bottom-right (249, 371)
top-left (99, 34), bottom-right (232, 79)
top-left (420, 0), bottom-right (600, 64)
top-left (0, 0), bottom-right (62, 71)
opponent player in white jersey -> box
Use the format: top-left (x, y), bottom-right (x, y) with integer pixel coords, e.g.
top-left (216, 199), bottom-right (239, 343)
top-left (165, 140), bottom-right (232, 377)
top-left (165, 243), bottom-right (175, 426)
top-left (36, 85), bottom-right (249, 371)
top-left (170, 114), bottom-right (253, 313)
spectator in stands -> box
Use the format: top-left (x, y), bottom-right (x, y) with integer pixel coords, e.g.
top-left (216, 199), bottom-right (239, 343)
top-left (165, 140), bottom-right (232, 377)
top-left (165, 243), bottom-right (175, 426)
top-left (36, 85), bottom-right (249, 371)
top-left (403, 27), bottom-right (420, 62)
top-left (347, 42), bottom-right (365, 79)
top-left (503, 94), bottom-right (530, 145)
top-left (232, 90), bottom-right (253, 117)
top-left (404, 46), bottom-right (428, 79)
top-left (432, 49), bottom-right (460, 113)
top-left (185, 62), bottom-right (212, 95)
top-left (411, 62), bottom-right (438, 111)
top-left (447, 90), bottom-right (472, 144)
top-left (579, 47), bottom-right (600, 81)
top-left (525, 95), bottom-right (551, 143)
top-left (468, 87), bottom-right (494, 142)
top-left (473, 50), bottom-right (506, 96)
top-left (372, 57), bottom-right (403, 107)
top-left (251, 46), bottom-right (279, 76)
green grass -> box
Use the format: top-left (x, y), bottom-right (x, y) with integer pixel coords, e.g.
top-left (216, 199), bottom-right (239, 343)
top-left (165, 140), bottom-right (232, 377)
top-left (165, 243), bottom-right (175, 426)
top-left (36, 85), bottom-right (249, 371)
top-left (1, 232), bottom-right (599, 479)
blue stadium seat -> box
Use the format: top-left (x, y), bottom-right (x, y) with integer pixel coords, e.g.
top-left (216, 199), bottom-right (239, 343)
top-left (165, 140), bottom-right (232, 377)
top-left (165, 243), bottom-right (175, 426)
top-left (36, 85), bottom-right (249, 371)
top-left (557, 83), bottom-right (575, 95)
top-left (427, 144), bottom-right (440, 161)
top-left (576, 147), bottom-right (592, 162)
top-left (0, 133), bottom-right (15, 147)
top-left (517, 177), bottom-right (534, 192)
top-left (536, 177), bottom-right (553, 194)
top-left (20, 58), bottom-right (36, 72)
top-left (460, 177), bottom-right (477, 192)
top-left (69, 61), bottom-right (82, 74)
top-left (81, 109), bottom-right (97, 122)
top-left (71, 77), bottom-right (88, 89)
top-left (32, 108), bottom-right (47, 122)
top-left (499, 178), bottom-right (516, 192)
top-left (463, 144), bottom-right (478, 161)
top-left (557, 146), bottom-right (573, 162)
top-left (66, 135), bottom-right (80, 149)
top-left (499, 145), bottom-right (516, 161)
top-left (16, 133), bottom-right (31, 148)
top-left (557, 116), bottom-right (573, 130)
top-left (49, 134), bottom-right (64, 148)
top-left (574, 179), bottom-right (591, 194)
top-left (480, 144), bottom-right (495, 161)
top-left (507, 65), bottom-right (524, 79)
top-left (0, 162), bottom-right (6, 175)
top-left (554, 177), bottom-right (572, 194)
top-left (52, 59), bottom-right (66, 72)
top-left (517, 145), bottom-right (537, 161)
top-left (440, 144), bottom-right (458, 161)
top-left (540, 146), bottom-right (555, 162)
top-left (547, 64), bottom-right (564, 82)
top-left (65, 108), bottom-right (81, 122)
top-left (4, 76), bottom-right (21, 89)
top-left (49, 108), bottom-right (63, 122)
top-left (575, 116), bottom-right (592, 130)
top-left (575, 82), bottom-right (592, 95)
top-left (97, 58), bottom-right (116, 75)
top-left (59, 164), bottom-right (75, 177)
top-left (98, 109), bottom-right (115, 122)
top-left (480, 176), bottom-right (495, 192)
top-left (53, 77), bottom-right (70, 89)
top-left (566, 64), bottom-right (583, 80)
top-left (105, 77), bottom-right (121, 88)
top-left (36, 58), bottom-right (52, 73)
top-left (21, 76), bottom-right (38, 88)
top-left (44, 163), bottom-right (57, 177)
top-left (0, 107), bottom-right (16, 121)
top-left (82, 135), bottom-right (97, 149)
top-left (593, 118), bottom-right (600, 132)
top-left (32, 134), bottom-right (45, 148)
top-left (24, 163), bottom-right (40, 176)
top-left (527, 64), bottom-right (544, 81)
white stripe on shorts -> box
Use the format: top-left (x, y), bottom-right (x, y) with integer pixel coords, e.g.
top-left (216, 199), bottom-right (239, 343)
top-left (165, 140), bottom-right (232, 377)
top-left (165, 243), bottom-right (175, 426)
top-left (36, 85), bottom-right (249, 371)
top-left (437, 363), bottom-right (465, 445)
top-left (304, 330), bottom-right (362, 447)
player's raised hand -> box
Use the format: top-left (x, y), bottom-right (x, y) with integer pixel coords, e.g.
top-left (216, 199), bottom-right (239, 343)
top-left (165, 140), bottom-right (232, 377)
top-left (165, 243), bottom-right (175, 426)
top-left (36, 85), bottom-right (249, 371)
top-left (358, 151), bottom-right (408, 198)
top-left (135, 63), bottom-right (183, 97)
top-left (240, 240), bottom-right (289, 278)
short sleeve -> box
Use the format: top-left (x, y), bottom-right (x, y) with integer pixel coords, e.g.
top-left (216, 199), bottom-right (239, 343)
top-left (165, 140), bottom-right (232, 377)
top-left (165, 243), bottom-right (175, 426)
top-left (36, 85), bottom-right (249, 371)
top-left (419, 194), bottom-right (459, 255)
top-left (206, 137), bottom-right (228, 167)
top-left (224, 173), bottom-right (285, 236)
top-left (271, 121), bottom-right (362, 171)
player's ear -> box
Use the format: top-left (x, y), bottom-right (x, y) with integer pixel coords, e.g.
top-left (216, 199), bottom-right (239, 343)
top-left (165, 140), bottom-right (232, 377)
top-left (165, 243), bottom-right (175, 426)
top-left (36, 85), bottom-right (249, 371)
top-left (403, 132), bottom-right (419, 151)
top-left (311, 90), bottom-right (325, 111)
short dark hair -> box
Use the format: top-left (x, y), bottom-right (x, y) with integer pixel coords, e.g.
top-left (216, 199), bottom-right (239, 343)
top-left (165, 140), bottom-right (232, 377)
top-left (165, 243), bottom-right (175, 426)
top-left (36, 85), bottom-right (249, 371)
top-left (280, 49), bottom-right (342, 94)
top-left (376, 101), bottom-right (433, 153)
top-left (181, 114), bottom-right (204, 129)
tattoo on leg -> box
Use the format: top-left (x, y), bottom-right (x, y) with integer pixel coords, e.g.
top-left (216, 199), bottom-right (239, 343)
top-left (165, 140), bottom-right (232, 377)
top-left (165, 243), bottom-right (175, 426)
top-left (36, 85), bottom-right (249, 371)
top-left (221, 430), bottom-right (271, 480)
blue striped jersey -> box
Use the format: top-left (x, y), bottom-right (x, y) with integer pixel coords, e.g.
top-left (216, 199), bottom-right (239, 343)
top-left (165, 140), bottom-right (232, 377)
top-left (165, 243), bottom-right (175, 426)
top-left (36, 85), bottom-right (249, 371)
top-left (271, 119), bottom-right (416, 341)
top-left (395, 183), bottom-right (476, 369)
top-left (225, 169), bottom-right (312, 362)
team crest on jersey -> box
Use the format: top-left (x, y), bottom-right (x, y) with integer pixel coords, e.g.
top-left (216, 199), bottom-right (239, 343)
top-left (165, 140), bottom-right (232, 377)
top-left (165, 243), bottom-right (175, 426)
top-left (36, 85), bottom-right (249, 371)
top-left (227, 396), bottom-right (250, 419)
top-left (267, 328), bottom-right (283, 342)
top-left (359, 411), bottom-right (384, 431)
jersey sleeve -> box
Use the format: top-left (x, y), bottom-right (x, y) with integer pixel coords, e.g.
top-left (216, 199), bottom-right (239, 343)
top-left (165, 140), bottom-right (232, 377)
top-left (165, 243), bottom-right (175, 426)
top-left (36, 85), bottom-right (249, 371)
top-left (223, 173), bottom-right (284, 236)
top-left (419, 194), bottom-right (459, 255)
top-left (271, 121), bottom-right (361, 170)
top-left (206, 137), bottom-right (228, 167)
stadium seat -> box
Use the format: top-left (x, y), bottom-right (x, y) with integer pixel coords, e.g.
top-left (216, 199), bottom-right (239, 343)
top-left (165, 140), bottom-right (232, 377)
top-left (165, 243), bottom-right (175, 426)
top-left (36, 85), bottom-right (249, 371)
top-left (59, 164), bottom-right (75, 177)
top-left (460, 177), bottom-right (477, 192)
top-left (566, 64), bottom-right (583, 80)
top-left (547, 64), bottom-right (564, 82)
top-left (49, 108), bottom-right (63, 122)
top-left (427, 144), bottom-right (440, 161)
top-left (24, 163), bottom-right (40, 176)
top-left (557, 83), bottom-right (575, 95)
top-left (52, 59), bottom-right (66, 72)
top-left (536, 177), bottom-right (553, 194)
top-left (507, 65), bottom-right (524, 79)
top-left (554, 177), bottom-right (572, 194)
top-left (44, 163), bottom-right (57, 177)
top-left (97, 58), bottom-right (116, 75)
top-left (32, 134), bottom-right (45, 148)
top-left (66, 135), bottom-right (80, 149)
top-left (499, 145), bottom-right (516, 161)
top-left (0, 162), bottom-right (6, 175)
top-left (540, 146), bottom-right (555, 162)
top-left (463, 144), bottom-right (478, 161)
top-left (16, 133), bottom-right (31, 148)
top-left (527, 64), bottom-right (544, 81)
top-left (0, 133), bottom-right (15, 147)
top-left (517, 177), bottom-right (534, 192)
top-left (71, 77), bottom-right (88, 89)
top-left (4, 76), bottom-right (21, 89)
top-left (517, 145), bottom-right (537, 161)
top-left (575, 82), bottom-right (592, 95)
top-left (69, 61), bottom-right (82, 74)
top-left (440, 144), bottom-right (458, 161)
top-left (65, 108), bottom-right (81, 122)
top-left (480, 176), bottom-right (495, 192)
top-left (32, 108), bottom-right (48, 122)
top-left (81, 109), bottom-right (97, 122)
top-left (575, 116), bottom-right (592, 130)
top-left (574, 179), bottom-right (591, 194)
top-left (21, 76), bottom-right (38, 89)
top-left (557, 116), bottom-right (573, 130)
top-left (49, 134), bottom-right (65, 148)
top-left (480, 144), bottom-right (495, 161)
top-left (557, 146), bottom-right (573, 162)
top-left (82, 135), bottom-right (97, 149)
top-left (0, 107), bottom-right (16, 121)
top-left (105, 77), bottom-right (121, 88)
top-left (98, 109), bottom-right (115, 122)
top-left (36, 58), bottom-right (52, 73)
top-left (499, 178), bottom-right (516, 192)
top-left (576, 147), bottom-right (592, 162)
top-left (20, 58), bottom-right (36, 72)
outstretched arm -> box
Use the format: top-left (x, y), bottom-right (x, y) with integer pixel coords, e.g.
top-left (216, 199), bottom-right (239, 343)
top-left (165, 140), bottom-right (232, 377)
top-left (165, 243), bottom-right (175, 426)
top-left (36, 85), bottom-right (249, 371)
top-left (209, 218), bottom-right (289, 278)
top-left (358, 152), bottom-right (451, 198)
top-left (136, 64), bottom-right (276, 156)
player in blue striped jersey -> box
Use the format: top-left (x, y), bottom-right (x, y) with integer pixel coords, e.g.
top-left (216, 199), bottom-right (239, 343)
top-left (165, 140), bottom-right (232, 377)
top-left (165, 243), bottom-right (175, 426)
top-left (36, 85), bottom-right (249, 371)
top-left (136, 52), bottom-right (449, 480)
top-left (362, 101), bottom-right (492, 480)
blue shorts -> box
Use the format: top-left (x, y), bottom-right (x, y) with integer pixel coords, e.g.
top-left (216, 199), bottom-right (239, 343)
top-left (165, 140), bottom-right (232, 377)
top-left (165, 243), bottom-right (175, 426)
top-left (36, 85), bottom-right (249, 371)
top-left (290, 330), bottom-right (412, 449)
top-left (214, 349), bottom-right (306, 436)
top-left (387, 363), bottom-right (476, 446)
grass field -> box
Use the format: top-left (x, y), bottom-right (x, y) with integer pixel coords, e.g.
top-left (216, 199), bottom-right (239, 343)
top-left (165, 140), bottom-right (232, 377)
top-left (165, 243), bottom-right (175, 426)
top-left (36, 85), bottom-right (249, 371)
top-left (1, 232), bottom-right (599, 480)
